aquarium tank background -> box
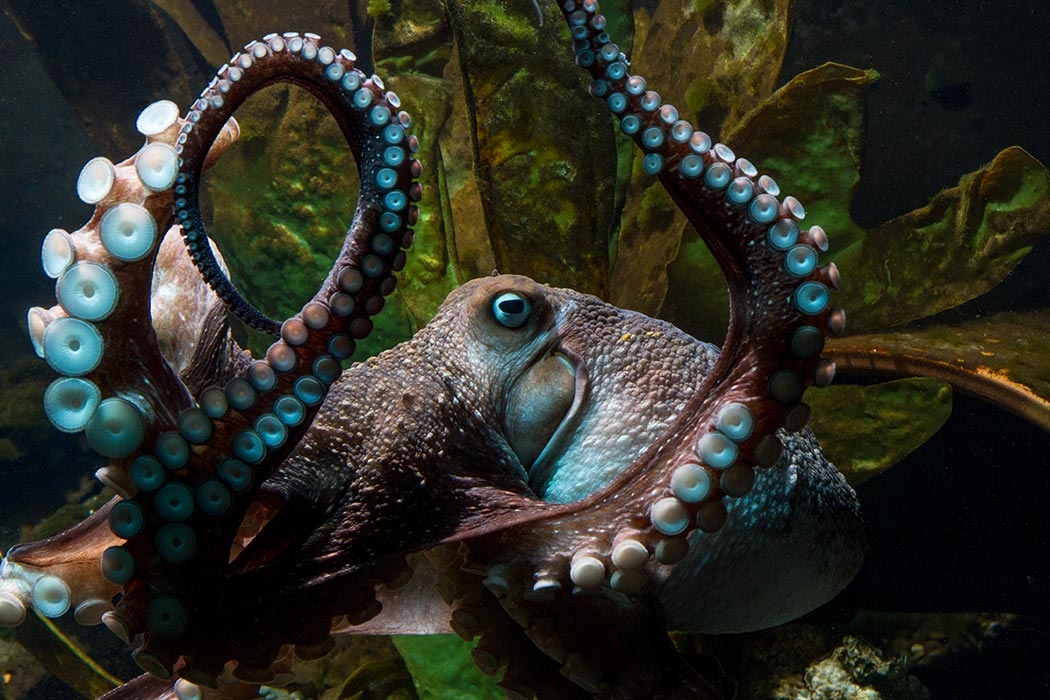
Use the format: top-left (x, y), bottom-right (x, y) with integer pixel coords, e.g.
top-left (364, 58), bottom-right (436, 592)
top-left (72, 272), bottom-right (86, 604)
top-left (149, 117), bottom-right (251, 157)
top-left (0, 0), bottom-right (1047, 698)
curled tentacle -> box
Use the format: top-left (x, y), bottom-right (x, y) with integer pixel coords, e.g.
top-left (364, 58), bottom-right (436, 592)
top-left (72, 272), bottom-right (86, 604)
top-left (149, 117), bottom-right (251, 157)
top-left (0, 501), bottom-right (122, 627)
top-left (125, 33), bottom-right (420, 681)
top-left (175, 35), bottom-right (418, 336)
top-left (4, 5), bottom-right (850, 697)
top-left (3, 95), bottom-right (239, 630)
top-left (462, 0), bottom-right (844, 620)
top-left (5, 32), bottom-right (420, 685)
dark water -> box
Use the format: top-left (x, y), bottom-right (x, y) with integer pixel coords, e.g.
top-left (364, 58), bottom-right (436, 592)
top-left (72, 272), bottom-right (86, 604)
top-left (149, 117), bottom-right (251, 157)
top-left (0, 0), bottom-right (1048, 698)
top-left (784, 2), bottom-right (1050, 696)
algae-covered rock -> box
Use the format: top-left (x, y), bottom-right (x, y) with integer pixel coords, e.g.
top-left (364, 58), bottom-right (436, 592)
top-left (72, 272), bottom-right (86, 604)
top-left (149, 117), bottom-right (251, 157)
top-left (787, 636), bottom-right (930, 700)
top-left (676, 625), bottom-right (929, 700)
top-left (806, 378), bottom-right (953, 486)
top-left (649, 50), bottom-right (1050, 450)
top-left (848, 611), bottom-right (1019, 668)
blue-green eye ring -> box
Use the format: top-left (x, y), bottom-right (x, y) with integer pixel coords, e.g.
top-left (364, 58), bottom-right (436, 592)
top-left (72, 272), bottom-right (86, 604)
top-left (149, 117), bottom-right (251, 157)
top-left (492, 292), bottom-right (531, 329)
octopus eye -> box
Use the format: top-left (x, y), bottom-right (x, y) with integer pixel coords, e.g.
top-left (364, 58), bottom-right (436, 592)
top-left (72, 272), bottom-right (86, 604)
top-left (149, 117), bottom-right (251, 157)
top-left (492, 292), bottom-right (532, 329)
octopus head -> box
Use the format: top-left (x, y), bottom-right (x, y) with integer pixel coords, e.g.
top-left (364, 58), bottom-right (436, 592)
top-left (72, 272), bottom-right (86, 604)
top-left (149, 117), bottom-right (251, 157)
top-left (422, 274), bottom-right (863, 634)
top-left (428, 274), bottom-right (715, 500)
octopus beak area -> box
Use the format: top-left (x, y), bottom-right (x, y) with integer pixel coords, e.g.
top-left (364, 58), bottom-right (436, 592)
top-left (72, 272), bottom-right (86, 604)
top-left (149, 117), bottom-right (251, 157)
top-left (503, 344), bottom-right (588, 487)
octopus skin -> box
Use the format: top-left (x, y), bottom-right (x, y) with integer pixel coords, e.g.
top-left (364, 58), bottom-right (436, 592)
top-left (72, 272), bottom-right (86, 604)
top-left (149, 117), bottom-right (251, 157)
top-left (0, 2), bottom-right (860, 699)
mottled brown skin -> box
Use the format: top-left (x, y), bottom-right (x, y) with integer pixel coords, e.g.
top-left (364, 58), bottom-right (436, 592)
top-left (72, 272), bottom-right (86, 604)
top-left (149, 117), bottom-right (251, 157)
top-left (205, 275), bottom-right (709, 620)
top-left (196, 273), bottom-right (861, 697)
top-left (260, 275), bottom-right (709, 576)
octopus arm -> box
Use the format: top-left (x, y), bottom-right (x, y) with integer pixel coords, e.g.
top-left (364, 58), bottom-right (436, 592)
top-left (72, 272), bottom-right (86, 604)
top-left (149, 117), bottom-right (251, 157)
top-left (97, 674), bottom-right (177, 700)
top-left (4, 32), bottom-right (424, 686)
top-left (444, 553), bottom-right (719, 699)
top-left (448, 1), bottom-right (846, 683)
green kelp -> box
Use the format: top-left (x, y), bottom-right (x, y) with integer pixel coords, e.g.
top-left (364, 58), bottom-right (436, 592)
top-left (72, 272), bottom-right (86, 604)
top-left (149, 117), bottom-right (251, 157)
top-left (646, 24), bottom-right (1050, 451)
top-left (392, 636), bottom-right (502, 700)
top-left (0, 358), bottom-right (56, 465)
top-left (445, 0), bottom-right (618, 297)
top-left (662, 62), bottom-right (875, 342)
top-left (828, 309), bottom-right (1050, 431)
top-left (806, 378), bottom-right (953, 486)
top-left (835, 146), bottom-right (1050, 334)
top-left (819, 148), bottom-right (1050, 429)
top-left (611, 0), bottom-right (794, 315)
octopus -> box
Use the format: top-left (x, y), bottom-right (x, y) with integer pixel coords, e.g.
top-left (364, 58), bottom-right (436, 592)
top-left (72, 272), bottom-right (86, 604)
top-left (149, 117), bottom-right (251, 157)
top-left (0, 1), bottom-right (862, 698)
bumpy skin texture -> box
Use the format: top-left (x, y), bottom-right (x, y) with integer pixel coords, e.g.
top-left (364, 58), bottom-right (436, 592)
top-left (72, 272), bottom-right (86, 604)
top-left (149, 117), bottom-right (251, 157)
top-left (0, 2), bottom-right (863, 699)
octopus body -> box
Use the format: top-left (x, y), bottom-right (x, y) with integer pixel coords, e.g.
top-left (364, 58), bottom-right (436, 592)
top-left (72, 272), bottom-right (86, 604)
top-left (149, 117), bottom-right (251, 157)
top-left (0, 2), bottom-right (859, 698)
